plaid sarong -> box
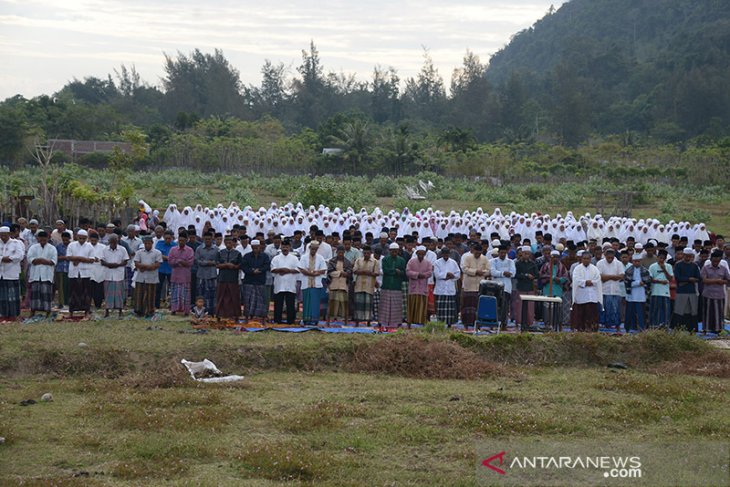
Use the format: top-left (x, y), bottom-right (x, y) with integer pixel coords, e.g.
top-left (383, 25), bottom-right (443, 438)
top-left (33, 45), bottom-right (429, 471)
top-left (134, 283), bottom-right (156, 317)
top-left (703, 297), bottom-right (725, 333)
top-left (216, 282), bottom-right (241, 319)
top-left (302, 287), bottom-right (323, 324)
top-left (104, 280), bottom-right (126, 310)
top-left (0, 279), bottom-right (21, 318)
top-left (379, 289), bottom-right (403, 326)
top-left (242, 284), bottom-right (267, 318)
top-left (69, 277), bottom-right (91, 313)
top-left (328, 289), bottom-right (349, 320)
top-left (372, 289), bottom-right (380, 322)
top-left (197, 277), bottom-right (217, 314)
top-left (460, 291), bottom-right (479, 326)
top-left (170, 282), bottom-right (191, 313)
top-left (435, 294), bottom-right (457, 325)
top-left (353, 292), bottom-right (373, 321)
top-left (54, 272), bottom-right (69, 306)
top-left (30, 281), bottom-right (53, 312)
top-left (649, 295), bottom-right (671, 328)
top-left (401, 281), bottom-right (408, 317)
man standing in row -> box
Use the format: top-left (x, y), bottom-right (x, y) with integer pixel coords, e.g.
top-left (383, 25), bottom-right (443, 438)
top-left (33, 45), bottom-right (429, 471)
top-left (100, 235), bottom-right (129, 318)
top-left (433, 247), bottom-right (460, 326)
top-left (66, 230), bottom-right (95, 320)
top-left (406, 245), bottom-right (433, 326)
top-left (270, 239), bottom-right (299, 325)
top-left (27, 230), bottom-right (57, 319)
top-left (571, 251), bottom-right (602, 331)
top-left (133, 236), bottom-right (162, 318)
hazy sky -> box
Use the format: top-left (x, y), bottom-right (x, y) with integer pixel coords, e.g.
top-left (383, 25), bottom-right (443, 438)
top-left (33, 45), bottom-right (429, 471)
top-left (0, 0), bottom-right (563, 100)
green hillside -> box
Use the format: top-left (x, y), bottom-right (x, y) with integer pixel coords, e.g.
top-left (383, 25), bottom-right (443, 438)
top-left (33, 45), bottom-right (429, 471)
top-left (486, 0), bottom-right (730, 143)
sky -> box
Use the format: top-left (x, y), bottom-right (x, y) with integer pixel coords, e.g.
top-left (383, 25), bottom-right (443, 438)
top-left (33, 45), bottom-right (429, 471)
top-left (0, 0), bottom-right (564, 100)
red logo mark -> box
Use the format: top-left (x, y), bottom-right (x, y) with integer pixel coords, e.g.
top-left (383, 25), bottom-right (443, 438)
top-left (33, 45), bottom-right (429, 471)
top-left (482, 451), bottom-right (507, 475)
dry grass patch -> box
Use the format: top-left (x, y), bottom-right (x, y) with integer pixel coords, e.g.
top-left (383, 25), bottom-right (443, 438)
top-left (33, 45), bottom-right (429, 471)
top-left (651, 350), bottom-right (730, 378)
top-left (347, 334), bottom-right (508, 379)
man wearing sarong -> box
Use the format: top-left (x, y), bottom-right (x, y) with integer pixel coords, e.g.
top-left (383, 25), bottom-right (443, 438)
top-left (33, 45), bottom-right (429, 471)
top-left (195, 232), bottom-right (219, 314)
top-left (54, 231), bottom-right (71, 309)
top-left (672, 248), bottom-right (701, 332)
top-left (241, 239), bottom-right (270, 323)
top-left (327, 245), bottom-right (352, 325)
top-left (491, 245), bottom-right (516, 328)
top-left (406, 245), bottom-right (433, 326)
top-left (66, 230), bottom-right (95, 319)
top-left (433, 247), bottom-right (460, 326)
top-left (700, 250), bottom-right (730, 334)
top-left (514, 246), bottom-right (539, 327)
top-left (216, 236), bottom-right (243, 320)
top-left (461, 244), bottom-right (490, 327)
top-left (648, 249), bottom-right (673, 328)
top-left (100, 234), bottom-right (129, 318)
top-left (88, 231), bottom-right (106, 310)
top-left (133, 236), bottom-right (162, 317)
top-left (624, 253), bottom-right (651, 331)
top-left (596, 248), bottom-right (624, 330)
top-left (168, 230), bottom-right (195, 315)
top-left (27, 230), bottom-right (57, 319)
top-left (570, 251), bottom-right (603, 332)
top-left (154, 230), bottom-right (175, 309)
top-left (121, 225), bottom-right (141, 299)
top-left (298, 241), bottom-right (327, 325)
top-left (353, 245), bottom-right (380, 326)
top-left (271, 239), bottom-right (300, 324)
top-left (379, 243), bottom-right (406, 327)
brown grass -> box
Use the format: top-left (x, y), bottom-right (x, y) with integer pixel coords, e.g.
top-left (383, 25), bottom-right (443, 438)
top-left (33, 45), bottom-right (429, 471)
top-left (347, 334), bottom-right (508, 379)
top-left (651, 350), bottom-right (730, 378)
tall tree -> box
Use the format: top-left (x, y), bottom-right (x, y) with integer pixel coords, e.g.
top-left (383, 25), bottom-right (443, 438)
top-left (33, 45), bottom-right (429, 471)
top-left (291, 41), bottom-right (331, 128)
top-left (370, 65), bottom-right (400, 123)
top-left (162, 49), bottom-right (246, 120)
top-left (246, 60), bottom-right (288, 118)
top-left (402, 49), bottom-right (446, 123)
top-left (449, 50), bottom-right (496, 140)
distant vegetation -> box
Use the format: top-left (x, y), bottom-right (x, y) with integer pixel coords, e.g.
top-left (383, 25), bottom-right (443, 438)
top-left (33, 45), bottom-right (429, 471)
top-left (0, 0), bottom-right (728, 229)
top-left (1, 0), bottom-right (729, 175)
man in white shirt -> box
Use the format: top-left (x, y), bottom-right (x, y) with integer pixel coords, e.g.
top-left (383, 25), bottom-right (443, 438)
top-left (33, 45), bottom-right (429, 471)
top-left (596, 248), bottom-right (625, 330)
top-left (571, 251), bottom-right (603, 332)
top-left (66, 229), bottom-right (96, 319)
top-left (101, 234), bottom-right (129, 317)
top-left (298, 241), bottom-right (328, 325)
top-left (88, 232), bottom-right (107, 310)
top-left (433, 247), bottom-right (461, 326)
top-left (0, 226), bottom-right (25, 320)
top-left (270, 239), bottom-right (300, 324)
top-left (121, 225), bottom-right (142, 299)
top-left (491, 245), bottom-right (516, 328)
top-left (27, 230), bottom-right (57, 318)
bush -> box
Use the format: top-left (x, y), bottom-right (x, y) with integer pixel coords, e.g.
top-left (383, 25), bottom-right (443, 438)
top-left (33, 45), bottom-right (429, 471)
top-left (295, 177), bottom-right (375, 209)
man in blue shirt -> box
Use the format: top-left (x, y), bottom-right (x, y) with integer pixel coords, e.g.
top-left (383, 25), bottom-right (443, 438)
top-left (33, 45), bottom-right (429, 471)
top-left (154, 230), bottom-right (176, 309)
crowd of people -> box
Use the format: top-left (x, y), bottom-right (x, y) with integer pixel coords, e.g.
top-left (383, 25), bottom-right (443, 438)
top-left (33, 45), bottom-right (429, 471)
top-left (1, 201), bottom-right (728, 334)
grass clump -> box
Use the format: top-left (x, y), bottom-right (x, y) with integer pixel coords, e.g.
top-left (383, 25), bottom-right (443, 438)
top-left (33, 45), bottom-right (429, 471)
top-left (233, 439), bottom-right (332, 482)
top-left (347, 334), bottom-right (507, 379)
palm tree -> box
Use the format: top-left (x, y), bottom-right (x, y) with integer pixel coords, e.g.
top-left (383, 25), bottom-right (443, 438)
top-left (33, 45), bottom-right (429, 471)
top-left (328, 119), bottom-right (372, 174)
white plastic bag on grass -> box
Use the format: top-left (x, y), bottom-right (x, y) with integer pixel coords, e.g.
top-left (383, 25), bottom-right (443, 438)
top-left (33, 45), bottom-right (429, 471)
top-left (180, 359), bottom-right (244, 383)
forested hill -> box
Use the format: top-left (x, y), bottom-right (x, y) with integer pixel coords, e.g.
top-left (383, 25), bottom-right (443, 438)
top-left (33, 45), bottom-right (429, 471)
top-left (486, 0), bottom-right (730, 143)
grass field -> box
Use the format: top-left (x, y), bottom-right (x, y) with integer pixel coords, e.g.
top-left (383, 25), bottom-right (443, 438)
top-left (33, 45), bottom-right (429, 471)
top-left (1, 321), bottom-right (729, 486)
